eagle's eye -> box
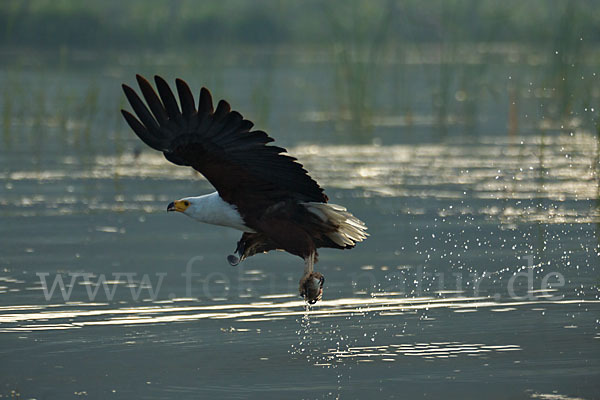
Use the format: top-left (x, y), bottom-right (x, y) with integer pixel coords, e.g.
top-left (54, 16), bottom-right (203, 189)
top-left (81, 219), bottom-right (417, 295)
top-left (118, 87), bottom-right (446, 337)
top-left (183, 201), bottom-right (190, 207)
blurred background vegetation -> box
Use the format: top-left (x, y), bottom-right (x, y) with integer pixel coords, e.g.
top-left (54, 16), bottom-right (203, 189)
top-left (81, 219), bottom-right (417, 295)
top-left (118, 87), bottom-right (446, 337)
top-left (2, 0), bottom-right (600, 49)
top-left (0, 0), bottom-right (599, 146)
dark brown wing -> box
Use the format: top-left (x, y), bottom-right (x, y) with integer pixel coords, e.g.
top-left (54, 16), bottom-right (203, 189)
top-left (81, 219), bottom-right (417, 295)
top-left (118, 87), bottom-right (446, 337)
top-left (121, 75), bottom-right (327, 215)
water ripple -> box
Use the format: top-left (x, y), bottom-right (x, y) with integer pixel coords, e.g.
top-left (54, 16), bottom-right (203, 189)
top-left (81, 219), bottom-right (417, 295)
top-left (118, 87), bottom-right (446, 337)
top-left (2, 134), bottom-right (598, 224)
top-left (1, 296), bottom-right (597, 333)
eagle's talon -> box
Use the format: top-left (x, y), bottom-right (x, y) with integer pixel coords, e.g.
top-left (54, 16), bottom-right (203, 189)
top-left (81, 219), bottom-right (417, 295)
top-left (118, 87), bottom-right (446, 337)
top-left (227, 254), bottom-right (240, 266)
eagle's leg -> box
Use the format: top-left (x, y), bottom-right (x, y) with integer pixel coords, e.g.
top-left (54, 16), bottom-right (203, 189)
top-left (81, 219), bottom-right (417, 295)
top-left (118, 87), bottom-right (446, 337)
top-left (304, 251), bottom-right (315, 275)
top-left (228, 232), bottom-right (278, 267)
top-left (299, 252), bottom-right (324, 304)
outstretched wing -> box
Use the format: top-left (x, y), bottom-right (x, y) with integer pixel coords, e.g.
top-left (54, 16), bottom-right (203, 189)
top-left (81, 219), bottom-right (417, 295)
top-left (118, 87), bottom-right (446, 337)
top-left (121, 75), bottom-right (327, 214)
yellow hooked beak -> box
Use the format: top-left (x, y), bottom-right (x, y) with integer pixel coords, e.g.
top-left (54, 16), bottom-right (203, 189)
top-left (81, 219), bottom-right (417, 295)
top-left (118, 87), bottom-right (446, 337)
top-left (167, 200), bottom-right (190, 213)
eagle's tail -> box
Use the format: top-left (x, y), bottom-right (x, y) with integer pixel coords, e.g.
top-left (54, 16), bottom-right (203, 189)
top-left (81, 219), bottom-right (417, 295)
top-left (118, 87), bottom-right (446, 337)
top-left (304, 202), bottom-right (368, 248)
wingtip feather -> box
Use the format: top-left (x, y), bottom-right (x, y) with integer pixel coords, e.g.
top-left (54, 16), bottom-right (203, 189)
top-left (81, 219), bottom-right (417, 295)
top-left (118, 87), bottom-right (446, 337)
top-left (198, 87), bottom-right (214, 115)
top-left (176, 78), bottom-right (196, 116)
top-left (135, 74), bottom-right (152, 89)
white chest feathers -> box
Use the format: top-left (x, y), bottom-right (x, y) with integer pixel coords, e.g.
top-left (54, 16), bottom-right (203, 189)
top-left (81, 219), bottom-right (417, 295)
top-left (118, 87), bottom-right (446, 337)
top-left (181, 192), bottom-right (254, 232)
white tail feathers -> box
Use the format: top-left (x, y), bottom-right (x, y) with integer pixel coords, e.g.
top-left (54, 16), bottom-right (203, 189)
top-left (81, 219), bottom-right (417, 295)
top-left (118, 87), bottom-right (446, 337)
top-left (304, 202), bottom-right (368, 247)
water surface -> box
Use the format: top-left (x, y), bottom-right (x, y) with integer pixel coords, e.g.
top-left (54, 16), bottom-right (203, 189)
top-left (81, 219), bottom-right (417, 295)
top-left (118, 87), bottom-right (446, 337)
top-left (1, 50), bottom-right (599, 399)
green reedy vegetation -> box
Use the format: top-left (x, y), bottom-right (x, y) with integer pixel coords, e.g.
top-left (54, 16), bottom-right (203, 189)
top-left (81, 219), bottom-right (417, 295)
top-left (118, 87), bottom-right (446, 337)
top-left (1, 0), bottom-right (599, 50)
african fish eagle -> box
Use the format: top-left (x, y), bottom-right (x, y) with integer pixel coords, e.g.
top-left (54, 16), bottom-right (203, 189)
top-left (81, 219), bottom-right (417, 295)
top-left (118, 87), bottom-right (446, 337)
top-left (121, 75), bottom-right (368, 304)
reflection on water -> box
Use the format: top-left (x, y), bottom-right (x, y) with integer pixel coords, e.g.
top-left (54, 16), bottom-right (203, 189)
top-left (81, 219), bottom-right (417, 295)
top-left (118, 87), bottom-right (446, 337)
top-left (1, 294), bottom-right (597, 333)
top-left (323, 342), bottom-right (522, 363)
top-left (1, 134), bottom-right (598, 225)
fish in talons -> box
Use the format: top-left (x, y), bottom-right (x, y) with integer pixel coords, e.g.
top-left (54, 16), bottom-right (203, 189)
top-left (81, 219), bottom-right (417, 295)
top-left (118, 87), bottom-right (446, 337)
top-left (299, 272), bottom-right (324, 304)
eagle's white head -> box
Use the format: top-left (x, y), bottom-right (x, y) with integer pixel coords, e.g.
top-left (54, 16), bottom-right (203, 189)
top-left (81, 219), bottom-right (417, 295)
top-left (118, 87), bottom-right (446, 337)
top-left (166, 192), bottom-right (253, 232)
